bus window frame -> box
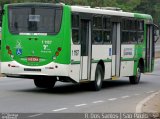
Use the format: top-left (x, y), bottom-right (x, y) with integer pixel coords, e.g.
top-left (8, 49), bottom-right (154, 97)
top-left (8, 5), bottom-right (63, 35)
top-left (103, 16), bottom-right (112, 44)
top-left (92, 14), bottom-right (112, 45)
top-left (121, 17), bottom-right (144, 45)
top-left (71, 13), bottom-right (80, 45)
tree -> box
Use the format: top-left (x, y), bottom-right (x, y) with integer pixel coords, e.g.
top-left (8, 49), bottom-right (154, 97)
top-left (135, 0), bottom-right (160, 24)
top-left (0, 0), bottom-right (160, 24)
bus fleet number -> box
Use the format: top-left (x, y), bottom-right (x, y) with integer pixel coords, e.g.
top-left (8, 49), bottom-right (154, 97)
top-left (72, 50), bottom-right (79, 56)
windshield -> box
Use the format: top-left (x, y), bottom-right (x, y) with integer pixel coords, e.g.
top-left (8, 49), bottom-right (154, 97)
top-left (9, 5), bottom-right (62, 34)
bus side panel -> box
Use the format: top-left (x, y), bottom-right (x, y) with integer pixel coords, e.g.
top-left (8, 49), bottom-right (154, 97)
top-left (91, 45), bottom-right (112, 81)
top-left (120, 45), bottom-right (135, 77)
top-left (56, 5), bottom-right (71, 65)
top-left (67, 9), bottom-right (81, 82)
top-left (120, 61), bottom-right (134, 76)
top-left (134, 44), bottom-right (145, 75)
top-left (1, 5), bottom-right (12, 63)
top-left (69, 45), bottom-right (81, 82)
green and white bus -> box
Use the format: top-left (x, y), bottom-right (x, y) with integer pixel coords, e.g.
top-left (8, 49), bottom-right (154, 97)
top-left (0, 3), bottom-right (157, 91)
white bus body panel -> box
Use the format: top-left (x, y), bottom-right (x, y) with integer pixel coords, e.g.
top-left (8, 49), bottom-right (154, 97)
top-left (1, 61), bottom-right (69, 76)
top-left (81, 56), bottom-right (88, 79)
top-left (69, 64), bottom-right (80, 82)
top-left (69, 44), bottom-right (81, 82)
top-left (120, 61), bottom-right (134, 76)
top-left (120, 45), bottom-right (135, 76)
top-left (121, 45), bottom-right (135, 59)
top-left (91, 45), bottom-right (112, 81)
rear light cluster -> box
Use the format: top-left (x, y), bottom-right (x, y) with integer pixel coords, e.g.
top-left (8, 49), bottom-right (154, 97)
top-left (6, 45), bottom-right (12, 55)
top-left (55, 47), bottom-right (62, 56)
top-left (53, 47), bottom-right (62, 60)
top-left (6, 45), bottom-right (14, 58)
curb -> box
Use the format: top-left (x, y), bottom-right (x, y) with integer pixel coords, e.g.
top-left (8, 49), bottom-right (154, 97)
top-left (136, 91), bottom-right (160, 113)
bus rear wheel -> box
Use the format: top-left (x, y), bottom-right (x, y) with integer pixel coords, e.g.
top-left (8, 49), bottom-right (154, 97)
top-left (34, 77), bottom-right (56, 89)
top-left (129, 64), bottom-right (141, 84)
top-left (91, 64), bottom-right (104, 91)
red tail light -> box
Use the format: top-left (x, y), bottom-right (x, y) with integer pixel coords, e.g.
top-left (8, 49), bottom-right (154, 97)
top-left (8, 50), bottom-right (12, 55)
top-left (53, 47), bottom-right (62, 59)
top-left (58, 47), bottom-right (62, 52)
top-left (55, 51), bottom-right (59, 56)
top-left (6, 46), bottom-right (10, 50)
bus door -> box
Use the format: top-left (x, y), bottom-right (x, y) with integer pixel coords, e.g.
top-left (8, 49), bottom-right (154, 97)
top-left (112, 22), bottom-right (121, 77)
top-left (146, 24), bottom-right (154, 72)
top-left (80, 19), bottom-right (92, 80)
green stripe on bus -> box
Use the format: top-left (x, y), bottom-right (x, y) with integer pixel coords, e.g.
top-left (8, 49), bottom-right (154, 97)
top-left (121, 58), bottom-right (135, 61)
top-left (71, 59), bottom-right (112, 64)
top-left (134, 13), bottom-right (152, 19)
top-left (92, 59), bottom-right (112, 63)
top-left (71, 61), bottom-right (80, 64)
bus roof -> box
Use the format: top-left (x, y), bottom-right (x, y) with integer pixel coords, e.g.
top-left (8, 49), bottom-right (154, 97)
top-left (4, 3), bottom-right (63, 8)
top-left (71, 6), bottom-right (152, 20)
top-left (3, 3), bottom-right (152, 20)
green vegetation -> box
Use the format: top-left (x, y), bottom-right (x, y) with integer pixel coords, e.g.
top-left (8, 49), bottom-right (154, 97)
top-left (0, 0), bottom-right (160, 24)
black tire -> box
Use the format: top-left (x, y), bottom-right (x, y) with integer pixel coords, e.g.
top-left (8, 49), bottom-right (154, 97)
top-left (91, 65), bottom-right (104, 91)
top-left (34, 77), bottom-right (56, 89)
top-left (129, 64), bottom-right (141, 84)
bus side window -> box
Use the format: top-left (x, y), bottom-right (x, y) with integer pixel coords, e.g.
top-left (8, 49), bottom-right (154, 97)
top-left (122, 19), bottom-right (139, 44)
top-left (55, 9), bottom-right (63, 33)
top-left (130, 20), bottom-right (137, 43)
top-left (93, 15), bottom-right (103, 44)
top-left (93, 30), bottom-right (102, 43)
top-left (103, 17), bottom-right (111, 44)
top-left (72, 14), bottom-right (80, 44)
top-left (137, 20), bottom-right (144, 43)
top-left (122, 19), bottom-right (130, 44)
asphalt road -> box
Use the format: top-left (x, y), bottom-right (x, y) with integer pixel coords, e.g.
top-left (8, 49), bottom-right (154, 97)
top-left (0, 59), bottom-right (160, 118)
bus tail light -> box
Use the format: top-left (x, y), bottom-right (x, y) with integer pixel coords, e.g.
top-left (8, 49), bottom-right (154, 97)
top-left (6, 46), bottom-right (10, 50)
top-left (53, 47), bottom-right (62, 60)
top-left (58, 47), bottom-right (62, 52)
top-left (8, 50), bottom-right (12, 55)
top-left (55, 51), bottom-right (59, 56)
top-left (6, 45), bottom-right (12, 55)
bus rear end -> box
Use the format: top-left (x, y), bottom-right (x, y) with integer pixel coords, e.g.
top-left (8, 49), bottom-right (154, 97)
top-left (1, 3), bottom-right (71, 88)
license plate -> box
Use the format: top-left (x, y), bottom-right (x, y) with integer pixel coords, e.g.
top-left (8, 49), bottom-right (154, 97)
top-left (27, 57), bottom-right (39, 62)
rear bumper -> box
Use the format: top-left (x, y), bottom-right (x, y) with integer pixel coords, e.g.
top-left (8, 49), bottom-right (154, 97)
top-left (1, 61), bottom-right (69, 77)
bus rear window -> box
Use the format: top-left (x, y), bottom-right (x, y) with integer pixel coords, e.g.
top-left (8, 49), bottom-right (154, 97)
top-left (9, 5), bottom-right (62, 34)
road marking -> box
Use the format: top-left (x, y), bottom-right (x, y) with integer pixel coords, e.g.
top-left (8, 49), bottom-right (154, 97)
top-left (134, 94), bottom-right (140, 96)
top-left (108, 98), bottom-right (117, 101)
top-left (93, 100), bottom-right (104, 103)
top-left (121, 96), bottom-right (130, 99)
top-left (28, 113), bottom-right (43, 118)
top-left (146, 91), bottom-right (155, 94)
top-left (52, 108), bottom-right (68, 112)
top-left (75, 104), bottom-right (87, 107)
